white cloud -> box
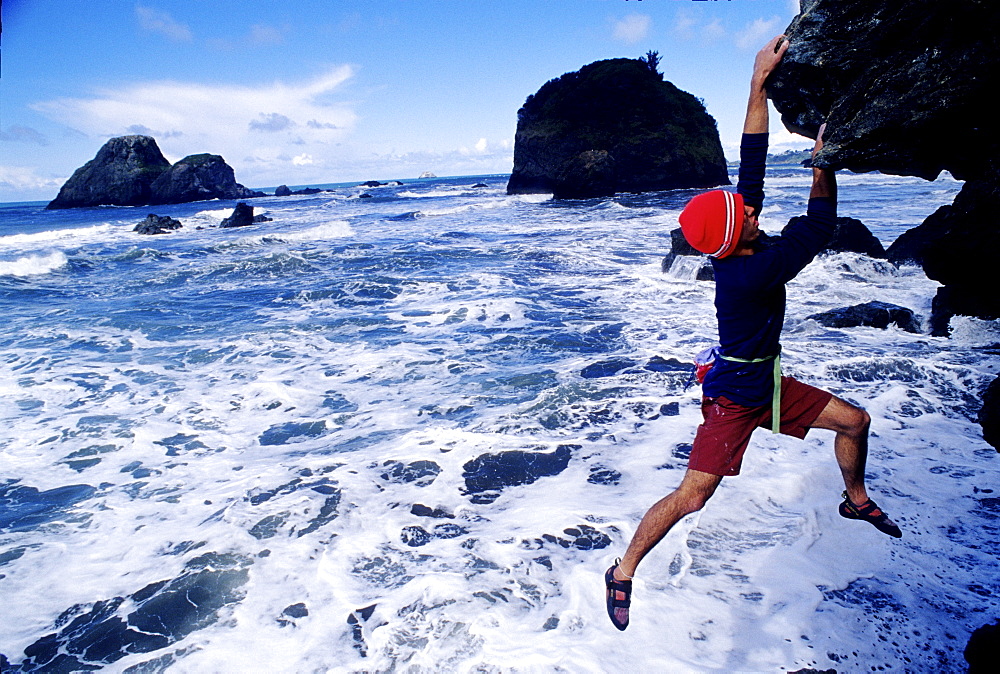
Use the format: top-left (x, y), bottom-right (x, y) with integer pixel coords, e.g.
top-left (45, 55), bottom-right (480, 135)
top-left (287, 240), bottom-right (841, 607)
top-left (474, 138), bottom-right (488, 153)
top-left (735, 17), bottom-right (785, 51)
top-left (613, 14), bottom-right (651, 45)
top-left (135, 5), bottom-right (192, 42)
top-left (31, 66), bottom-right (357, 183)
top-left (673, 9), bottom-right (726, 44)
top-left (292, 154), bottom-right (314, 166)
top-left (0, 166), bottom-right (65, 194)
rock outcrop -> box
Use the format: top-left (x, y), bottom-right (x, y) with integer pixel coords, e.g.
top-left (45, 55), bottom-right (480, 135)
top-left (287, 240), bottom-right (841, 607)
top-left (979, 378), bottom-right (1000, 452)
top-left (508, 58), bottom-right (729, 199)
top-left (219, 203), bottom-right (255, 228)
top-left (822, 217), bottom-right (886, 258)
top-left (806, 301), bottom-right (921, 333)
top-left (134, 214), bottom-right (183, 235)
top-left (47, 136), bottom-right (171, 209)
top-left (148, 154), bottom-right (262, 204)
top-left (48, 136), bottom-right (261, 209)
top-left (766, 0), bottom-right (1000, 333)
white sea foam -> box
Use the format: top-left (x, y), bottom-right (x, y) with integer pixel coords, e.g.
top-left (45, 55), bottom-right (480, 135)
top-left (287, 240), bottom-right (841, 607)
top-left (0, 223), bottom-right (114, 249)
top-left (0, 251), bottom-right (69, 276)
top-left (0, 171), bottom-right (993, 672)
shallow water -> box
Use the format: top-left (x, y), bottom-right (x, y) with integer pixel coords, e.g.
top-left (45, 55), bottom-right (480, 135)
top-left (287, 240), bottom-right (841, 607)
top-left (1, 170), bottom-right (997, 672)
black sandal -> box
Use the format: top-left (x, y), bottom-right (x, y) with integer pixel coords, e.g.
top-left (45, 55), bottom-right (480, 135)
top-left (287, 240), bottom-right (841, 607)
top-left (839, 491), bottom-right (902, 538)
top-left (605, 558), bottom-right (632, 631)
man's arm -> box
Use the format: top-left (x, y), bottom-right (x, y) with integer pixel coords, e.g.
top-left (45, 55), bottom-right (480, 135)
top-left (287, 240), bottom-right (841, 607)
top-left (743, 35), bottom-right (788, 134)
top-left (810, 123), bottom-right (837, 201)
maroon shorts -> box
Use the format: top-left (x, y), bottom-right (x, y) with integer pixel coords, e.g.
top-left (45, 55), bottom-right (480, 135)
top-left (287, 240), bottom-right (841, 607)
top-left (688, 377), bottom-right (833, 477)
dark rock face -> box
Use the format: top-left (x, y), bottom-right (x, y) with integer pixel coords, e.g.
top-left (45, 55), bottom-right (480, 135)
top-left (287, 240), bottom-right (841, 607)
top-left (767, 0), bottom-right (1000, 337)
top-left (149, 154), bottom-right (262, 204)
top-left (274, 184), bottom-right (292, 197)
top-left (219, 202), bottom-right (256, 228)
top-left (979, 377), bottom-right (1000, 452)
top-left (508, 58), bottom-right (729, 199)
top-left (806, 301), bottom-right (921, 333)
top-left (47, 136), bottom-right (261, 208)
top-left (766, 0), bottom-right (998, 182)
top-left (661, 228), bottom-right (714, 281)
top-left (822, 217), bottom-right (886, 258)
top-left (47, 136), bottom-right (171, 209)
top-left (133, 214), bottom-right (182, 235)
top-left (965, 620), bottom-right (1000, 670)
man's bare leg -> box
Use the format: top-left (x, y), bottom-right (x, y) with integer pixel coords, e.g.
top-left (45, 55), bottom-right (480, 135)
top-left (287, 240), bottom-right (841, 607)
top-left (809, 396), bottom-right (871, 505)
top-left (614, 469), bottom-right (723, 581)
top-left (809, 395), bottom-right (901, 537)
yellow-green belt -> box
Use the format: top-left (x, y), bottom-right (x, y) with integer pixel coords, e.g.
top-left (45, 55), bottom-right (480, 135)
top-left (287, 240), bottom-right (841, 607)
top-left (718, 352), bottom-right (782, 433)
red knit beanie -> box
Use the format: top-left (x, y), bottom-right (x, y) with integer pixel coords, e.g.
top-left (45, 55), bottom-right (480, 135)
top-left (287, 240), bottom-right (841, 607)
top-left (678, 190), bottom-right (744, 259)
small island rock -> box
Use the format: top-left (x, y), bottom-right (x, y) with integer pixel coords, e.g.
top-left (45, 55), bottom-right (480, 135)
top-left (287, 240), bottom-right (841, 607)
top-left (507, 57), bottom-right (729, 199)
top-left (47, 136), bottom-right (171, 209)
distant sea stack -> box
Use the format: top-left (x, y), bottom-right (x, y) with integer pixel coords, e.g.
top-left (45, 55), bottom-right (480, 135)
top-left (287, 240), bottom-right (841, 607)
top-left (507, 57), bottom-right (729, 199)
top-left (47, 136), bottom-right (262, 209)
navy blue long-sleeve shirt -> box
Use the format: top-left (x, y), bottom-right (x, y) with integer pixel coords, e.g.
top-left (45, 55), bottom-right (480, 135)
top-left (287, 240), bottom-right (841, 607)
top-left (702, 133), bottom-right (836, 407)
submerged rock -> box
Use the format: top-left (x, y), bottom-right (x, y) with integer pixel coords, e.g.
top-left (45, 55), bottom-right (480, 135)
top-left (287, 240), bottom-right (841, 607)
top-left (806, 301), bottom-right (921, 333)
top-left (133, 214), bottom-right (182, 235)
top-left (507, 58), bottom-right (729, 199)
top-left (462, 444), bottom-right (575, 503)
top-left (8, 552), bottom-right (251, 671)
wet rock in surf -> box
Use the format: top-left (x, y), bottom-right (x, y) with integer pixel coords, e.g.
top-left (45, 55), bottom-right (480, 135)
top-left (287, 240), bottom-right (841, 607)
top-left (219, 202), bottom-right (256, 228)
top-left (400, 522), bottom-right (467, 547)
top-left (544, 524), bottom-right (611, 550)
top-left (277, 602), bottom-right (308, 627)
top-left (462, 445), bottom-right (574, 503)
top-left (7, 552), bottom-right (250, 671)
top-left (133, 214), bottom-right (182, 235)
top-left (978, 375), bottom-right (1000, 452)
top-left (820, 217), bottom-right (886, 258)
top-left (580, 358), bottom-right (636, 379)
top-left (806, 301), bottom-right (921, 333)
top-left (258, 420), bottom-right (327, 446)
top-left (661, 228), bottom-right (714, 281)
top-left (0, 482), bottom-right (96, 533)
top-left (587, 466), bottom-right (621, 486)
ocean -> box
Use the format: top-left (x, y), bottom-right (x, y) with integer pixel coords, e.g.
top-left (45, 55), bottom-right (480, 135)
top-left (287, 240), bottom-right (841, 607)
top-left (0, 168), bottom-right (997, 672)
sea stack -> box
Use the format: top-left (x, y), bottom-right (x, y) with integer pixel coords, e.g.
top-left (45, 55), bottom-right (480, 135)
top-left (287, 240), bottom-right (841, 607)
top-left (47, 136), bottom-right (262, 209)
top-left (47, 136), bottom-right (171, 209)
top-left (507, 57), bottom-right (729, 199)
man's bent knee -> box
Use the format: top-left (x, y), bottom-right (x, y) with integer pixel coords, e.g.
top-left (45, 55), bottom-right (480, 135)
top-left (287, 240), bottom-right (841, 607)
top-left (812, 397), bottom-right (870, 436)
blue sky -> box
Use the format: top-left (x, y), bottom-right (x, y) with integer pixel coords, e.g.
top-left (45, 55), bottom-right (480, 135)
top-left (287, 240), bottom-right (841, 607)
top-left (0, 0), bottom-right (805, 202)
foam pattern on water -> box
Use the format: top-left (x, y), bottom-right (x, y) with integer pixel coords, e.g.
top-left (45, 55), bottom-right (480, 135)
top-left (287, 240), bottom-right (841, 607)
top-left (0, 172), bottom-right (996, 671)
